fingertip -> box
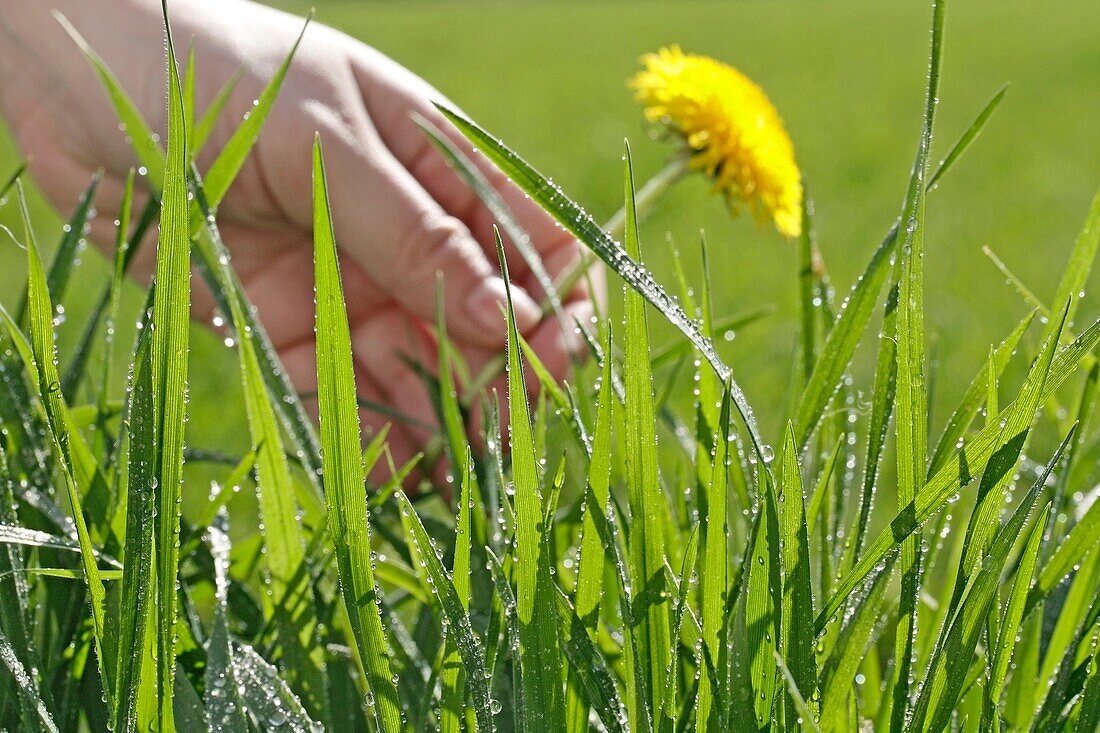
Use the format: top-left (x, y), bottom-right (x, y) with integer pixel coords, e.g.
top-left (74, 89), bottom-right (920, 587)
top-left (463, 276), bottom-right (540, 339)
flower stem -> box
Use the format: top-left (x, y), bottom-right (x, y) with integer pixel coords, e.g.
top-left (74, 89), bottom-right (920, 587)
top-left (461, 156), bottom-right (689, 406)
top-left (542, 155), bottom-right (689, 316)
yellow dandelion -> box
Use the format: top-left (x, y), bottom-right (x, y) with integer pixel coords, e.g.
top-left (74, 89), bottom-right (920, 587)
top-left (631, 45), bottom-right (803, 238)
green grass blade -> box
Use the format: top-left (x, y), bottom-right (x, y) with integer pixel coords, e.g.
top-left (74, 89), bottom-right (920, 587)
top-left (1076, 636), bottom-right (1100, 733)
top-left (746, 472), bottom-right (781, 730)
top-left (498, 228), bottom-right (565, 730)
top-left (204, 511), bottom-right (248, 733)
top-left (192, 70), bottom-right (243, 158)
top-left (774, 650), bottom-right (822, 733)
top-left (697, 380), bottom-right (732, 733)
top-left (202, 15), bottom-right (310, 208)
top-left (232, 643), bottom-right (322, 732)
top-left (555, 585), bottom-right (629, 733)
top-left (0, 445), bottom-right (53, 733)
top-left (1030, 584), bottom-right (1100, 732)
top-left (987, 470), bottom-right (1050, 708)
top-left (15, 172), bottom-right (102, 327)
top-left (948, 304), bottom-right (1069, 618)
top-left (113, 344), bottom-right (157, 733)
top-left (397, 491), bottom-right (497, 732)
top-left (438, 105), bottom-right (766, 454)
top-left (441, 453), bottom-right (475, 733)
top-left (778, 423), bottom-right (817, 725)
top-left (910, 469), bottom-right (1056, 733)
top-left (414, 114), bottom-right (565, 324)
top-left (818, 564), bottom-right (892, 732)
top-left (0, 627), bottom-right (58, 733)
top-left (149, 10), bottom-right (191, 726)
top-left (926, 84), bottom-right (1008, 189)
top-left (312, 137), bottom-right (403, 732)
top-left (818, 302), bottom-right (1098, 632)
top-left (793, 227), bottom-right (897, 449)
top-left (928, 312), bottom-right (1034, 473)
top-left (55, 13), bottom-right (165, 191)
top-left (61, 197), bottom-right (157, 400)
top-left (5, 184), bottom-right (114, 717)
top-left (619, 144), bottom-right (672, 721)
top-left (889, 3), bottom-right (946, 723)
top-left (566, 328), bottom-right (614, 732)
top-left (1030, 497), bottom-right (1100, 615)
top-left (1050, 188), bottom-right (1100, 332)
top-left (659, 526), bottom-right (699, 732)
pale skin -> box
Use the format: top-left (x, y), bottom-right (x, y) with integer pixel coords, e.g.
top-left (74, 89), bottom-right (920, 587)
top-left (0, 0), bottom-right (597, 483)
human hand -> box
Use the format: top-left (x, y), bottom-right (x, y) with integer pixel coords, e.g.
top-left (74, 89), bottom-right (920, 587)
top-left (0, 0), bottom-right (598, 483)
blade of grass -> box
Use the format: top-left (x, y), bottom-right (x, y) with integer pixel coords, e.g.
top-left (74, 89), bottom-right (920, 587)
top-left (926, 84), bottom-right (1008, 189)
top-left (0, 627), bottom-right (59, 733)
top-left (1050, 188), bottom-right (1100, 333)
top-left (566, 326), bottom-right (614, 733)
top-left (910, 489), bottom-right (1055, 731)
top-left (414, 114), bottom-right (566, 327)
top-left (818, 301), bottom-right (1099, 632)
top-left (697, 380), bottom-right (733, 733)
top-left (0, 444), bottom-right (53, 733)
top-left (619, 143), bottom-right (672, 720)
top-left (818, 563), bottom-right (893, 732)
top-left (778, 423), bottom-right (817, 725)
top-left (112, 343), bottom-right (157, 733)
top-left (498, 228), bottom-right (565, 730)
top-left (397, 491), bottom-right (497, 732)
top-left (149, 8), bottom-right (191, 726)
top-left (555, 584), bottom-right (629, 733)
top-left (15, 171), bottom-right (102, 327)
top-left (192, 70), bottom-right (243, 158)
top-left (204, 511), bottom-right (248, 733)
top-left (312, 136), bottom-right (403, 731)
top-left (440, 453), bottom-right (475, 733)
top-left (5, 184), bottom-right (114, 717)
top-left (928, 312), bottom-right (1034, 473)
top-left (232, 643), bottom-right (321, 732)
top-left (55, 13), bottom-right (165, 191)
top-left (888, 3), bottom-right (946, 724)
top-left (438, 105), bottom-right (767, 456)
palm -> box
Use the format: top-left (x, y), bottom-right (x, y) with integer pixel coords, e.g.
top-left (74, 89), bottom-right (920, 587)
top-left (6, 0), bottom-right (595, 484)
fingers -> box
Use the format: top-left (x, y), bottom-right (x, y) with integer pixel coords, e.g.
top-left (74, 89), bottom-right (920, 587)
top-left (348, 51), bottom-right (586, 299)
top-left (319, 125), bottom-right (540, 349)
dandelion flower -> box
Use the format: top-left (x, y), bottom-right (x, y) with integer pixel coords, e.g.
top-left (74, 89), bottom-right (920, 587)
top-left (632, 45), bottom-right (803, 238)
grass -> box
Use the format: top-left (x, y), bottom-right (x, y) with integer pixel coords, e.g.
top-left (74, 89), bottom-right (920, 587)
top-left (0, 0), bottom-right (1099, 731)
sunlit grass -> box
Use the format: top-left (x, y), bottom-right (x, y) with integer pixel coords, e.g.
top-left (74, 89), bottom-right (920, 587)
top-left (0, 1), bottom-right (1098, 731)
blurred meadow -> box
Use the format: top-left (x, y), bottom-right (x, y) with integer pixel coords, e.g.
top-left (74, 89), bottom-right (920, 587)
top-left (1, 0), bottom-right (1097, 490)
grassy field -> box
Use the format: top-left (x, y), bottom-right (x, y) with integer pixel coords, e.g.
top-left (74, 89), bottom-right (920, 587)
top-left (2, 2), bottom-right (1100, 730)
top-left (1, 0), bottom-right (1098, 470)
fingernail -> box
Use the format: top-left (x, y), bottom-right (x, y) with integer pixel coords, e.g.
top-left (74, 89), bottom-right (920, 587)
top-left (466, 278), bottom-right (540, 335)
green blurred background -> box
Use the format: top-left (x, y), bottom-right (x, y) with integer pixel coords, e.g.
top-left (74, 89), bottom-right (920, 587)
top-left (1, 0), bottom-right (1097, 468)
